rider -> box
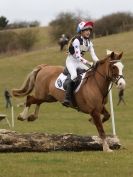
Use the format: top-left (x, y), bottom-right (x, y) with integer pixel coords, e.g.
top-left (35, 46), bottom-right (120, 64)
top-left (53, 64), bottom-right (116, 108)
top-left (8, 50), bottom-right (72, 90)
top-left (62, 21), bottom-right (99, 107)
top-left (59, 34), bottom-right (68, 42)
top-left (59, 34), bottom-right (69, 51)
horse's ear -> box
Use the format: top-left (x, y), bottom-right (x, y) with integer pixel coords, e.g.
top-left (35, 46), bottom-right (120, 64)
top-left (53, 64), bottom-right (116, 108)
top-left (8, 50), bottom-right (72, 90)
top-left (106, 49), bottom-right (112, 55)
top-left (110, 52), bottom-right (115, 59)
top-left (106, 49), bottom-right (115, 60)
top-left (118, 52), bottom-right (123, 59)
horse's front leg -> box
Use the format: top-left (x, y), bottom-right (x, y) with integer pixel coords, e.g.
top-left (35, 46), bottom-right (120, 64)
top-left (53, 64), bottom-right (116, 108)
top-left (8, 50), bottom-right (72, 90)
top-left (101, 106), bottom-right (110, 123)
top-left (89, 106), bottom-right (110, 124)
top-left (91, 109), bottom-right (113, 152)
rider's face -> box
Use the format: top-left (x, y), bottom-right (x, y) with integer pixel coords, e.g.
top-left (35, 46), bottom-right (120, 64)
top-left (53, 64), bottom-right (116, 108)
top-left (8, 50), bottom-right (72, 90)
top-left (81, 29), bottom-right (91, 38)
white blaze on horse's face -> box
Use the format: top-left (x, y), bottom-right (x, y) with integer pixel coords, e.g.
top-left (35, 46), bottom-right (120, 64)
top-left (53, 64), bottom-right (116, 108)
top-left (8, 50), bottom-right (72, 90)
top-left (113, 62), bottom-right (126, 90)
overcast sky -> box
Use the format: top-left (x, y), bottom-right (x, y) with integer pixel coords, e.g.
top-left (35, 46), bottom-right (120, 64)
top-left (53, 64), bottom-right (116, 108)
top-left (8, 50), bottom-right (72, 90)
top-left (0, 0), bottom-right (133, 26)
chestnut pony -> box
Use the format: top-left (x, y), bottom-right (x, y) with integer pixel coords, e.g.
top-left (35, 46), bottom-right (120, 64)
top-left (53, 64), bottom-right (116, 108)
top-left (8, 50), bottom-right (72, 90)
top-left (12, 51), bottom-right (126, 152)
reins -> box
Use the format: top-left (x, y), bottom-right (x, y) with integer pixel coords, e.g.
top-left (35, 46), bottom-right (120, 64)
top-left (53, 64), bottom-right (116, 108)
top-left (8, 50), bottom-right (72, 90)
top-left (93, 67), bottom-right (114, 103)
top-left (74, 59), bottom-right (123, 103)
top-left (80, 62), bottom-right (115, 103)
top-left (91, 60), bottom-right (124, 103)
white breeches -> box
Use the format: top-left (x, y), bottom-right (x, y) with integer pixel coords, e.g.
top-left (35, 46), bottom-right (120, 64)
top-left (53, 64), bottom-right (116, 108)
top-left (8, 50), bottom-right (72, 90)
top-left (66, 55), bottom-right (89, 80)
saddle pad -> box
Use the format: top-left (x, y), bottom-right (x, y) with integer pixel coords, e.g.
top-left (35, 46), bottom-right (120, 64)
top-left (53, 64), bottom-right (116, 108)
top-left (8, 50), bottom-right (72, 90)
top-left (55, 72), bottom-right (86, 93)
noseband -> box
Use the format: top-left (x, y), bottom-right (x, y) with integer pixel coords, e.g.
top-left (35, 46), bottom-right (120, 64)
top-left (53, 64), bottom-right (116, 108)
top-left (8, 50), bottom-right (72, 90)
top-left (108, 60), bottom-right (124, 84)
top-left (95, 60), bottom-right (124, 84)
top-left (92, 60), bottom-right (124, 102)
top-left (111, 74), bottom-right (124, 84)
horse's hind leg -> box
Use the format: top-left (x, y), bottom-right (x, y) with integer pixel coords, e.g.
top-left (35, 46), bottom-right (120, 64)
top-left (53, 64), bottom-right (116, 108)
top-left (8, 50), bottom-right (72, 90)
top-left (90, 110), bottom-right (112, 152)
top-left (17, 95), bottom-right (33, 121)
top-left (18, 106), bottom-right (30, 121)
top-left (18, 95), bottom-right (42, 121)
top-left (27, 104), bottom-right (40, 121)
top-left (101, 106), bottom-right (110, 123)
top-left (26, 95), bottom-right (43, 121)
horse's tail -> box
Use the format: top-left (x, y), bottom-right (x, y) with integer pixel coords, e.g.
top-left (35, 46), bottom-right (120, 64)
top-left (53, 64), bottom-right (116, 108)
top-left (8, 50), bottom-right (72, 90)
top-left (12, 64), bottom-right (47, 97)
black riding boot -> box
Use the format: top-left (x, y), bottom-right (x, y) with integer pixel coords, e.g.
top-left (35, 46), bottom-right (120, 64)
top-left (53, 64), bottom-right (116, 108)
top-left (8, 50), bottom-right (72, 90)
top-left (62, 79), bottom-right (74, 107)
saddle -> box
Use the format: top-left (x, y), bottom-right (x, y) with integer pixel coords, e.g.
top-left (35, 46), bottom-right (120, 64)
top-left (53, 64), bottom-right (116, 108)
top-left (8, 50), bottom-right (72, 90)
top-left (55, 67), bottom-right (87, 92)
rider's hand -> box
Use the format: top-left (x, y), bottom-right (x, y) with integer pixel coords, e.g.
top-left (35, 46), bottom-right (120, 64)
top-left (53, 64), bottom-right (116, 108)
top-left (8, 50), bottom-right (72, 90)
top-left (81, 58), bottom-right (89, 65)
top-left (81, 59), bottom-right (92, 67)
top-left (93, 60), bottom-right (100, 67)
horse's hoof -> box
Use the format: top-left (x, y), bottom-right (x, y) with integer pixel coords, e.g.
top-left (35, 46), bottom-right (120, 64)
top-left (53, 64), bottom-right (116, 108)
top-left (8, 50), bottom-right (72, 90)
top-left (17, 115), bottom-right (25, 121)
top-left (102, 116), bottom-right (110, 123)
top-left (27, 115), bottom-right (37, 121)
top-left (103, 147), bottom-right (113, 152)
top-left (62, 102), bottom-right (70, 107)
top-left (107, 149), bottom-right (113, 152)
top-left (62, 100), bottom-right (74, 108)
top-left (104, 148), bottom-right (113, 152)
top-left (88, 118), bottom-right (94, 125)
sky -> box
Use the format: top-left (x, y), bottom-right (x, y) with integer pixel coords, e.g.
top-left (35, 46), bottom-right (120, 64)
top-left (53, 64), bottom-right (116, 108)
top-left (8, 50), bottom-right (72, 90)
top-left (0, 0), bottom-right (133, 26)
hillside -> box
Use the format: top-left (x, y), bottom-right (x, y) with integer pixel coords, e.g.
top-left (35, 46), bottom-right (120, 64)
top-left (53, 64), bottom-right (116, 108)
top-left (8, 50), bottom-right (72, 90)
top-left (0, 27), bottom-right (132, 177)
top-left (0, 28), bottom-right (132, 134)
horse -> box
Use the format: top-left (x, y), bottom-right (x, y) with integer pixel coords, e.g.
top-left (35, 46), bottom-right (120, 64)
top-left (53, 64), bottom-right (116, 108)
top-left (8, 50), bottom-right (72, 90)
top-left (12, 50), bottom-right (126, 152)
top-left (58, 37), bottom-right (69, 51)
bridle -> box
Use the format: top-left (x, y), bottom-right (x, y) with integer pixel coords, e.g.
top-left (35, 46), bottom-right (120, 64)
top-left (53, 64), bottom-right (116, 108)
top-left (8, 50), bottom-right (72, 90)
top-left (77, 58), bottom-right (124, 101)
top-left (108, 60), bottom-right (124, 84)
top-left (92, 59), bottom-right (124, 101)
top-left (94, 60), bottom-right (124, 84)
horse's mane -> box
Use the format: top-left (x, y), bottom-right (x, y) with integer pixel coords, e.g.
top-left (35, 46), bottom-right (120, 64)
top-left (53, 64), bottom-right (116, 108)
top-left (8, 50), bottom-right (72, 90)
top-left (98, 56), bottom-right (109, 65)
top-left (88, 55), bottom-right (112, 74)
top-left (98, 52), bottom-right (122, 66)
top-left (91, 57), bottom-right (108, 71)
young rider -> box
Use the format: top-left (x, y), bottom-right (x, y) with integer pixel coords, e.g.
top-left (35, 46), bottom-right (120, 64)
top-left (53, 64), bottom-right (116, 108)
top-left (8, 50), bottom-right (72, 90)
top-left (62, 21), bottom-right (99, 107)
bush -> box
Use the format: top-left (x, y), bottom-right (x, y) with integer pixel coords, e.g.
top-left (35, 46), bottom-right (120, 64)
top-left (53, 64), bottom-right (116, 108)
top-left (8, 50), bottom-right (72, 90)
top-left (29, 21), bottom-right (40, 27)
top-left (0, 16), bottom-right (9, 29)
top-left (94, 12), bottom-right (133, 37)
top-left (0, 29), bottom-right (38, 53)
top-left (8, 20), bottom-right (40, 29)
top-left (49, 12), bottom-right (80, 40)
top-left (18, 29), bottom-right (38, 51)
top-left (0, 31), bottom-right (18, 53)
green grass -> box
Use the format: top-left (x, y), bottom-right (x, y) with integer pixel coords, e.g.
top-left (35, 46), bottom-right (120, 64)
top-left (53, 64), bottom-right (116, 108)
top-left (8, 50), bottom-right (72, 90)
top-left (0, 28), bottom-right (133, 177)
top-left (0, 151), bottom-right (132, 177)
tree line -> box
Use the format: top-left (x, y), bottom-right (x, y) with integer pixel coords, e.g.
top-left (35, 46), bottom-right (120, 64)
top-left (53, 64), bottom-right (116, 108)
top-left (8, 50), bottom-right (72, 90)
top-left (0, 12), bottom-right (133, 53)
top-left (49, 12), bottom-right (133, 40)
top-left (0, 16), bottom-right (40, 29)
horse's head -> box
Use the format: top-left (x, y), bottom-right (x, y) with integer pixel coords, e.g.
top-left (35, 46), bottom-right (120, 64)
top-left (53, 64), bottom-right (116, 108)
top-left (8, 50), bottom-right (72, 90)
top-left (106, 50), bottom-right (126, 90)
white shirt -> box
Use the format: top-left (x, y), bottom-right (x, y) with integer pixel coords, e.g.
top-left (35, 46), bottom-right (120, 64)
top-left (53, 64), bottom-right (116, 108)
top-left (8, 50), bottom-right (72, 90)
top-left (72, 37), bottom-right (99, 63)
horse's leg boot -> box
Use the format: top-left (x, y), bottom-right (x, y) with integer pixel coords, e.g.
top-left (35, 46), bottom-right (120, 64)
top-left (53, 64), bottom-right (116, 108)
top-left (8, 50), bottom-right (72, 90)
top-left (62, 80), bottom-right (74, 107)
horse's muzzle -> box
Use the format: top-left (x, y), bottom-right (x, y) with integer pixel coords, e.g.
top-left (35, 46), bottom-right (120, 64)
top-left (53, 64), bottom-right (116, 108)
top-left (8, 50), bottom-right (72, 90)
top-left (117, 77), bottom-right (126, 90)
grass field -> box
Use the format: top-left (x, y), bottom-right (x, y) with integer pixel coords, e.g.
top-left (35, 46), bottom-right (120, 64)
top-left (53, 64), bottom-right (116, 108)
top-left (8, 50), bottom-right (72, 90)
top-left (0, 28), bottom-right (133, 177)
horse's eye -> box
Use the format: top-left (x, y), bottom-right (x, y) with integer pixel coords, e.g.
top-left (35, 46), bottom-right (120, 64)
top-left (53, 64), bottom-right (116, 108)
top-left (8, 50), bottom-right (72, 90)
top-left (112, 66), bottom-right (116, 70)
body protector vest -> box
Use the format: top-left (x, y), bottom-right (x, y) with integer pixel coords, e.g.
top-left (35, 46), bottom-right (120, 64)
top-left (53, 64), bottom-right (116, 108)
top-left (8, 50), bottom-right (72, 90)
top-left (68, 35), bottom-right (90, 56)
